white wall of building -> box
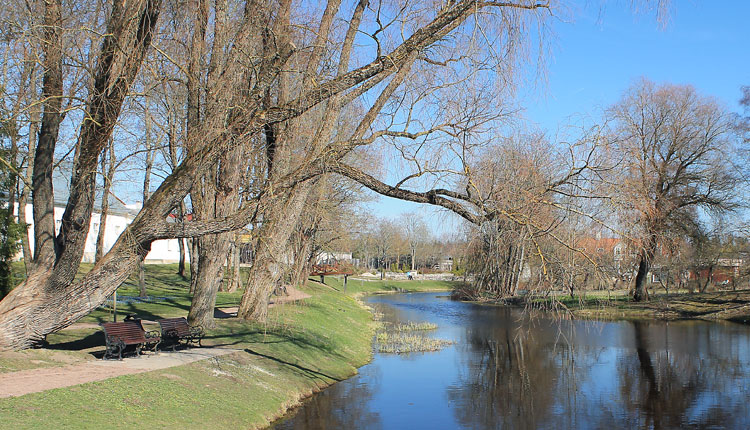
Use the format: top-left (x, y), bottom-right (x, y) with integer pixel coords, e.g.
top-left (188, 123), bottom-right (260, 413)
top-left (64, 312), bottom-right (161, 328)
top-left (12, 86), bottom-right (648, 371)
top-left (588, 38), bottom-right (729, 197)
top-left (15, 203), bottom-right (188, 264)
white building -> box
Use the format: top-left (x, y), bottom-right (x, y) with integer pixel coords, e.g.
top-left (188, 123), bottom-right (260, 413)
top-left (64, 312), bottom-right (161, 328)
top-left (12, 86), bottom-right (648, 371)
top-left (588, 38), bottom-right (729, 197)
top-left (15, 202), bottom-right (187, 264)
top-left (316, 252), bottom-right (353, 265)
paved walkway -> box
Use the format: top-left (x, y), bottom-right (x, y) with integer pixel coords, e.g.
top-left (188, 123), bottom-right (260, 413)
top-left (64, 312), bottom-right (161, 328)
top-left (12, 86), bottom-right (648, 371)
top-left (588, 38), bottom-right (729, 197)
top-left (0, 347), bottom-right (240, 398)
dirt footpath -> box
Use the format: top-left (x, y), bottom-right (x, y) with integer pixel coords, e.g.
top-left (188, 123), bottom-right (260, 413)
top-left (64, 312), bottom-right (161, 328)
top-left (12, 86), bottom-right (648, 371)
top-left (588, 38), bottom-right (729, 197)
top-left (0, 347), bottom-right (239, 399)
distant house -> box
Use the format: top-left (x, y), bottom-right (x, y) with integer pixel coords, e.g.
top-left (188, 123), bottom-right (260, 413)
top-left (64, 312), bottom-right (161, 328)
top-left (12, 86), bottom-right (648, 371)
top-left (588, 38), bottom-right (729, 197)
top-left (316, 252), bottom-right (353, 265)
top-left (688, 258), bottom-right (745, 285)
top-left (13, 167), bottom-right (187, 264)
top-left (434, 256), bottom-right (453, 272)
top-left (578, 235), bottom-right (628, 270)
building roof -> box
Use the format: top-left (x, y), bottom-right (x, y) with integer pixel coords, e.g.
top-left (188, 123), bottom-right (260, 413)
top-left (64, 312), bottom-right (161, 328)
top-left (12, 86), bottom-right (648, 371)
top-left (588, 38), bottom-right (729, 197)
top-left (577, 237), bottom-right (624, 254)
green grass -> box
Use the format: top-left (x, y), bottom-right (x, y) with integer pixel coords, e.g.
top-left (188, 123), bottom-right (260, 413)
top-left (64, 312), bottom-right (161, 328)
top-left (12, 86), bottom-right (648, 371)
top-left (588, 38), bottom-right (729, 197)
top-left (316, 275), bottom-right (454, 295)
top-left (516, 288), bottom-right (750, 322)
top-left (0, 265), bottom-right (460, 429)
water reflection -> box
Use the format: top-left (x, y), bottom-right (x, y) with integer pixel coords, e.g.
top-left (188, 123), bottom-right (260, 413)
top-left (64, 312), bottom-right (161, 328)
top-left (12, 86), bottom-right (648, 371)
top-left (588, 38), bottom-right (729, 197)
top-left (613, 321), bottom-right (750, 429)
top-left (276, 370), bottom-right (382, 430)
top-left (272, 293), bottom-right (750, 429)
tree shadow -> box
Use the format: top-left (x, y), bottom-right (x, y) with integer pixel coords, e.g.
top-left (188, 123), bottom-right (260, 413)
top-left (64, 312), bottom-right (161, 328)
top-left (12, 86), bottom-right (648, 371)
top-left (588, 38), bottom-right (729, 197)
top-left (214, 308), bottom-right (237, 319)
top-left (244, 347), bottom-right (342, 382)
top-left (44, 331), bottom-right (105, 357)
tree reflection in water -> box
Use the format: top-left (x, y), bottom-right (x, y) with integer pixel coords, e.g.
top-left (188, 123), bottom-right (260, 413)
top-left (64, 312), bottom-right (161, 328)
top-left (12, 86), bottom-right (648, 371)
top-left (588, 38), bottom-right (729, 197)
top-left (446, 310), bottom-right (598, 428)
top-left (272, 294), bottom-right (750, 429)
top-left (449, 313), bottom-right (750, 429)
top-left (614, 320), bottom-right (750, 429)
top-left (273, 365), bottom-right (382, 430)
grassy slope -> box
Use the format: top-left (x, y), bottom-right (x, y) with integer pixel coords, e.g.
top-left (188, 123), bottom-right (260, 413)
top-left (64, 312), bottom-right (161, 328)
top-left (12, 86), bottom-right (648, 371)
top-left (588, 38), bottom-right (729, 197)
top-left (0, 265), bottom-right (453, 429)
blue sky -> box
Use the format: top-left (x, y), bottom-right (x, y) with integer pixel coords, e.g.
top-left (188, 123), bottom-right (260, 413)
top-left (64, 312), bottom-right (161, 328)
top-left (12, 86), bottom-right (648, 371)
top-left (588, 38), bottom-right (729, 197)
top-left (364, 1), bottom-right (750, 237)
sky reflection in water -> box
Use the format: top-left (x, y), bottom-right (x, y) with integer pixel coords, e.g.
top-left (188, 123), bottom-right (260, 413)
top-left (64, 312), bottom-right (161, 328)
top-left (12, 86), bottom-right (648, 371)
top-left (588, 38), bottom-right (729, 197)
top-left (272, 292), bottom-right (750, 429)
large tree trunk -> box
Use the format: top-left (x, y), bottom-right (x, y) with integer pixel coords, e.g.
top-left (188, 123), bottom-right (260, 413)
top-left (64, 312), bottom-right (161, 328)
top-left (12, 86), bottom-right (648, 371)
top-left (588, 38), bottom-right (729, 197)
top-left (238, 185), bottom-right (312, 321)
top-left (0, 0), bottom-right (162, 350)
top-left (633, 251), bottom-right (654, 302)
top-left (31, 0), bottom-right (64, 271)
top-left (187, 141), bottom-right (246, 328)
top-left (188, 233), bottom-right (230, 328)
top-left (18, 96), bottom-right (38, 273)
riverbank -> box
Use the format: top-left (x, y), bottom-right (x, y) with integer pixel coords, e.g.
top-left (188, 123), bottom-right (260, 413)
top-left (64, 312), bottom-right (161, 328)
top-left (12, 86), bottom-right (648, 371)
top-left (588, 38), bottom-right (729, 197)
top-left (486, 289), bottom-right (750, 323)
top-left (0, 265), bottom-right (454, 429)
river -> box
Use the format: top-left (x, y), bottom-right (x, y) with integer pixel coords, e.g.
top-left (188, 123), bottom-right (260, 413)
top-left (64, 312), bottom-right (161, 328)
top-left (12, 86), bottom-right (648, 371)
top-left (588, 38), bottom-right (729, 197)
top-left (271, 292), bottom-right (750, 429)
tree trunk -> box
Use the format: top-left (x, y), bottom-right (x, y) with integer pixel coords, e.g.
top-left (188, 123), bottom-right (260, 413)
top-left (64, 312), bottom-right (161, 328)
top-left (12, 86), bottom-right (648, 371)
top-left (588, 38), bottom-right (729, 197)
top-left (225, 238), bottom-right (242, 293)
top-left (178, 237), bottom-right (186, 278)
top-left (187, 134), bottom-right (246, 327)
top-left (177, 203), bottom-right (187, 278)
top-left (238, 185), bottom-right (312, 321)
top-left (633, 251), bottom-right (652, 302)
top-left (189, 237), bottom-right (199, 294)
top-left (0, 0), bottom-right (162, 350)
top-left (95, 143), bottom-right (115, 262)
top-left (18, 63), bottom-right (38, 274)
top-left (31, 0), bottom-right (64, 270)
top-left (138, 113), bottom-right (154, 297)
top-left (188, 234), bottom-right (230, 328)
top-left (699, 264), bottom-right (714, 293)
top-left (291, 232), bottom-right (314, 288)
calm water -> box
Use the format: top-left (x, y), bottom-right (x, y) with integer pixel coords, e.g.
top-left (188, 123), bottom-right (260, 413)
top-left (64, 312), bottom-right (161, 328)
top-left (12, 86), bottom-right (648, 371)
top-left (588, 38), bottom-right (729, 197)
top-left (271, 292), bottom-right (750, 429)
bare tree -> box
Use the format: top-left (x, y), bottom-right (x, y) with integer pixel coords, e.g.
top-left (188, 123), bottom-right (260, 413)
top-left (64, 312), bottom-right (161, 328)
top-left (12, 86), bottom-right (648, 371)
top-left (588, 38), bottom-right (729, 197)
top-left (606, 79), bottom-right (741, 301)
top-left (0, 0), bottom-right (555, 349)
top-left (401, 212), bottom-right (429, 270)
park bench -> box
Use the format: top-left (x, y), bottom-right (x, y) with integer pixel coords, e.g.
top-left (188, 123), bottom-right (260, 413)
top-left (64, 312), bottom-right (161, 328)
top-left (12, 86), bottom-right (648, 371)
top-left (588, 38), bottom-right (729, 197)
top-left (157, 317), bottom-right (204, 350)
top-left (100, 319), bottom-right (161, 360)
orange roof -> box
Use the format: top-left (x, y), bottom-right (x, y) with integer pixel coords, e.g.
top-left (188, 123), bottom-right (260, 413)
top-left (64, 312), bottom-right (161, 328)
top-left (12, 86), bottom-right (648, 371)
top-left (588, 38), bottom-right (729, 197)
top-left (577, 237), bottom-right (623, 254)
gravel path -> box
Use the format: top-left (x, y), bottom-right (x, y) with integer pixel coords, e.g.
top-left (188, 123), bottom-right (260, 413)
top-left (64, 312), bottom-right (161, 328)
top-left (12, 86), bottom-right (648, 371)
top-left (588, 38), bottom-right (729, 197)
top-left (0, 347), bottom-right (240, 399)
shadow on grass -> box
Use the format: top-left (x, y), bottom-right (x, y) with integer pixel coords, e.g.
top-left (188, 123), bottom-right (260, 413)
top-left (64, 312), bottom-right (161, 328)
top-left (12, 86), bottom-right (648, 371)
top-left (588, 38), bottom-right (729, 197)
top-left (244, 347), bottom-right (342, 382)
top-left (45, 331), bottom-right (104, 355)
top-left (214, 308), bottom-right (237, 319)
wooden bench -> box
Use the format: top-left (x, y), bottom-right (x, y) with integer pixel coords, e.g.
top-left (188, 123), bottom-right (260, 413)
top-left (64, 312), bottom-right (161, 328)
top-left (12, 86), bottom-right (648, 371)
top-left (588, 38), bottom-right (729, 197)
top-left (157, 317), bottom-right (204, 350)
top-left (100, 319), bottom-right (161, 360)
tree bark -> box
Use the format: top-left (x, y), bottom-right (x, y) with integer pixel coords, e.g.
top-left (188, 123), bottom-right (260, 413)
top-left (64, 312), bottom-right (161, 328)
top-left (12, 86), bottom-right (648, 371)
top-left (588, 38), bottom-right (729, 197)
top-left (19, 68), bottom-right (38, 274)
top-left (0, 0), bottom-right (162, 350)
top-left (225, 238), bottom-right (242, 293)
top-left (187, 140), bottom-right (246, 328)
top-left (633, 240), bottom-right (655, 302)
top-left (189, 237), bottom-right (199, 293)
top-left (177, 202), bottom-right (187, 279)
top-left (138, 113), bottom-right (154, 297)
top-left (95, 142), bottom-right (115, 262)
top-left (238, 185), bottom-right (312, 321)
top-left (31, 0), bottom-right (64, 270)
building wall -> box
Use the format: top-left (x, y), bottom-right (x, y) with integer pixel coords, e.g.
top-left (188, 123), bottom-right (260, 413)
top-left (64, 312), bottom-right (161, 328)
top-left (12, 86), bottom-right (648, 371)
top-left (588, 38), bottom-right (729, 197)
top-left (15, 203), bottom-right (188, 264)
